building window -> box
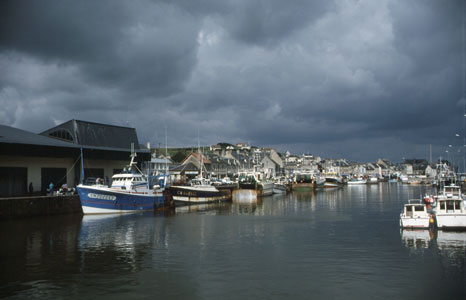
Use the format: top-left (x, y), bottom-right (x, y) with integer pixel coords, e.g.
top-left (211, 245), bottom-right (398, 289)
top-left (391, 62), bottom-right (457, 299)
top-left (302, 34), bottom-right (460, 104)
top-left (49, 129), bottom-right (73, 142)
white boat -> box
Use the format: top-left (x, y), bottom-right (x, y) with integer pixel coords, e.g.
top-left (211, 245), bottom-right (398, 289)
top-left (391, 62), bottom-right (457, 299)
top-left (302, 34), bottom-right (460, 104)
top-left (434, 184), bottom-right (466, 230)
top-left (273, 183), bottom-right (287, 194)
top-left (367, 176), bottom-right (379, 184)
top-left (400, 175), bottom-right (409, 184)
top-left (273, 177), bottom-right (288, 194)
top-left (400, 199), bottom-right (432, 229)
top-left (323, 173), bottom-right (343, 189)
top-left (314, 176), bottom-right (326, 189)
top-left (347, 176), bottom-right (367, 185)
top-left (77, 151), bottom-right (168, 214)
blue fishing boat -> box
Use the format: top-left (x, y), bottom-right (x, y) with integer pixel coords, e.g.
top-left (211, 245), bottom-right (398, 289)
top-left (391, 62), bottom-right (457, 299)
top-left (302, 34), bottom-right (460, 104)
top-left (77, 151), bottom-right (168, 214)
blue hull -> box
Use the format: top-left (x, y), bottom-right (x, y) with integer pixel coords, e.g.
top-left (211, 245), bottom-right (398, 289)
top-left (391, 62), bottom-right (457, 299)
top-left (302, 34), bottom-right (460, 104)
top-left (77, 186), bottom-right (165, 214)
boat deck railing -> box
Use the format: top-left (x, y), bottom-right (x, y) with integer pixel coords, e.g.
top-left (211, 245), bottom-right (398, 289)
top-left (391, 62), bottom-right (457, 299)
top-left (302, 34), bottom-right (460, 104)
top-left (407, 199), bottom-right (423, 204)
top-left (82, 177), bottom-right (108, 186)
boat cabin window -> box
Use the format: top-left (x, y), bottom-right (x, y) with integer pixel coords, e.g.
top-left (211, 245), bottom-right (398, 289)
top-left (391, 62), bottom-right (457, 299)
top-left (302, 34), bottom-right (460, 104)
top-left (439, 201), bottom-right (445, 210)
top-left (414, 205), bottom-right (424, 212)
top-left (446, 201), bottom-right (454, 211)
top-left (405, 206), bottom-right (413, 216)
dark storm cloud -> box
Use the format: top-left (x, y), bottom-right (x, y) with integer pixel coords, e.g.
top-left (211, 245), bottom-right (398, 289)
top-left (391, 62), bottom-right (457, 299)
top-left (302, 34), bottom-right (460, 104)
top-left (0, 0), bottom-right (464, 162)
top-left (0, 0), bottom-right (200, 99)
top-left (221, 0), bottom-right (334, 46)
top-left (0, 0), bottom-right (129, 61)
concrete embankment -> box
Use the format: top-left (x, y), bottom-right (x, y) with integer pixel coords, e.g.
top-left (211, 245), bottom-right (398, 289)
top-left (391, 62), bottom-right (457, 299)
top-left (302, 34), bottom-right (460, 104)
top-left (0, 195), bottom-right (83, 218)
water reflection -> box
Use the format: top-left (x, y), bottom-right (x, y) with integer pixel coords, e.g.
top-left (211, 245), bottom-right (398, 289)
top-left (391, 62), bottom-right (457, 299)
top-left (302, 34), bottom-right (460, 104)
top-left (400, 229), bottom-right (433, 249)
top-left (0, 214), bottom-right (82, 298)
top-left (78, 213), bottom-right (158, 275)
top-left (292, 190), bottom-right (315, 202)
top-left (232, 190), bottom-right (265, 215)
top-left (2, 184), bottom-right (465, 299)
top-left (436, 231), bottom-right (466, 249)
top-left (401, 229), bottom-right (466, 266)
top-left (175, 202), bottom-right (232, 215)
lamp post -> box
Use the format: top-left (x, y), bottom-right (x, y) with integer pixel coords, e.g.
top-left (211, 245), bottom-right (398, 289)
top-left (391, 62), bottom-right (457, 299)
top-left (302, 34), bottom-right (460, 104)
top-left (446, 149), bottom-right (450, 168)
top-left (449, 144), bottom-right (456, 173)
top-left (455, 133), bottom-right (464, 173)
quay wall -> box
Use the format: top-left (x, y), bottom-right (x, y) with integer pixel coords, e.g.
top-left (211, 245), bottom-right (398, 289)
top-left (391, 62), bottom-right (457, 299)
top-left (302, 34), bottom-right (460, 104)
top-left (0, 195), bottom-right (83, 218)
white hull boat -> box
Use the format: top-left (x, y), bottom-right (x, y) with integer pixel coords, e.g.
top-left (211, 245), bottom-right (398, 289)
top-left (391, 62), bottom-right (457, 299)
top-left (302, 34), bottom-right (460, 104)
top-left (400, 199), bottom-right (432, 229)
top-left (434, 185), bottom-right (466, 230)
top-left (347, 178), bottom-right (367, 185)
top-left (273, 183), bottom-right (287, 194)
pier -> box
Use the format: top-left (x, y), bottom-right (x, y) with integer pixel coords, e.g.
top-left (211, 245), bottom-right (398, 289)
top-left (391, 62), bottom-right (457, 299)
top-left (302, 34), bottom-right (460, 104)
top-left (0, 195), bottom-right (82, 218)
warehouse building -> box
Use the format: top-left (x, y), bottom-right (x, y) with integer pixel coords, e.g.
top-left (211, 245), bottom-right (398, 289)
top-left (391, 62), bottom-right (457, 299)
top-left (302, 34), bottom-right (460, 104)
top-left (0, 120), bottom-right (149, 197)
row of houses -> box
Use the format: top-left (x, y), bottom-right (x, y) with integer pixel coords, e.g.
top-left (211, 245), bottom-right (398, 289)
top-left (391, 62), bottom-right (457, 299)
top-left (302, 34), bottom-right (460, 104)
top-left (282, 153), bottom-right (435, 178)
top-left (144, 144), bottom-right (285, 182)
top-left (145, 144), bottom-right (439, 183)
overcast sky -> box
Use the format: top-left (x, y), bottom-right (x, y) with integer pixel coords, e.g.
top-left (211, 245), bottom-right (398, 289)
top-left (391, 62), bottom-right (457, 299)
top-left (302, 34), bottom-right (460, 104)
top-left (0, 0), bottom-right (465, 163)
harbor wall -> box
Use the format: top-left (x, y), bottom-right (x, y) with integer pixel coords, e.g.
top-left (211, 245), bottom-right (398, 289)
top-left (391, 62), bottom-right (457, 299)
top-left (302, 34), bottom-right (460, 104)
top-left (0, 195), bottom-right (83, 218)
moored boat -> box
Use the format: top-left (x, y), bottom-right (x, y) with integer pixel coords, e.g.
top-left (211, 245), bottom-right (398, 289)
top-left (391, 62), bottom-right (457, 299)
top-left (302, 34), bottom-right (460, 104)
top-left (273, 183), bottom-right (287, 194)
top-left (400, 199), bottom-right (432, 229)
top-left (323, 173), bottom-right (343, 189)
top-left (314, 176), bottom-right (326, 190)
top-left (433, 184), bottom-right (466, 230)
top-left (238, 172), bottom-right (273, 196)
top-left (77, 153), bottom-right (168, 214)
top-left (291, 171), bottom-right (314, 191)
top-left (169, 145), bottom-right (231, 206)
top-left (168, 177), bottom-right (231, 206)
top-left (367, 176), bottom-right (379, 184)
top-left (347, 176), bottom-right (367, 185)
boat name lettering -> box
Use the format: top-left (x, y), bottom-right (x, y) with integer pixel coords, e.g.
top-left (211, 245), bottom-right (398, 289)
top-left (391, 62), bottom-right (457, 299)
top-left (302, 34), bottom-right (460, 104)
top-left (88, 193), bottom-right (116, 201)
top-left (177, 191), bottom-right (196, 197)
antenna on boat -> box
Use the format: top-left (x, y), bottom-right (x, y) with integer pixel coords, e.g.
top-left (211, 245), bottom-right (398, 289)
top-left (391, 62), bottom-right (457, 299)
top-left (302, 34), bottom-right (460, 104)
top-left (128, 143), bottom-right (137, 170)
top-left (165, 125), bottom-right (168, 176)
top-left (198, 128), bottom-right (203, 179)
top-left (80, 147), bottom-right (84, 184)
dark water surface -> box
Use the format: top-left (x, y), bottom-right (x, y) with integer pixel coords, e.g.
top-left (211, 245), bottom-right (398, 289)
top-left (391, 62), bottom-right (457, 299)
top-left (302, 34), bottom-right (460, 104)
top-left (1, 184), bottom-right (465, 299)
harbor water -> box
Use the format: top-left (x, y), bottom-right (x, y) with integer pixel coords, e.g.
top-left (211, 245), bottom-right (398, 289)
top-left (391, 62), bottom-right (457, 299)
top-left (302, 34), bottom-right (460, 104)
top-left (1, 183), bottom-right (465, 299)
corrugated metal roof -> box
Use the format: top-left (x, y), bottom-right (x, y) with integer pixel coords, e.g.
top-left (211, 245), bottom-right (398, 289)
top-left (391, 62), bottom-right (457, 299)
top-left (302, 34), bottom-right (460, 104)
top-left (1, 123), bottom-right (149, 154)
top-left (40, 119), bottom-right (140, 150)
top-left (0, 125), bottom-right (79, 148)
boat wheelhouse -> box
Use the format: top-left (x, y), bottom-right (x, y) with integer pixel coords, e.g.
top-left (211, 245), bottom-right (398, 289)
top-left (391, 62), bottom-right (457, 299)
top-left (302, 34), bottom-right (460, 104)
top-left (434, 185), bottom-right (466, 230)
top-left (238, 171), bottom-right (274, 196)
top-left (400, 199), bottom-right (432, 229)
top-left (291, 170), bottom-right (314, 191)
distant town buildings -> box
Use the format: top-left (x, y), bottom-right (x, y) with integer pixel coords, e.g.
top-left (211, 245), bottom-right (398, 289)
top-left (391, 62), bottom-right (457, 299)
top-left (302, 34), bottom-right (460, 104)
top-left (1, 120), bottom-right (451, 198)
